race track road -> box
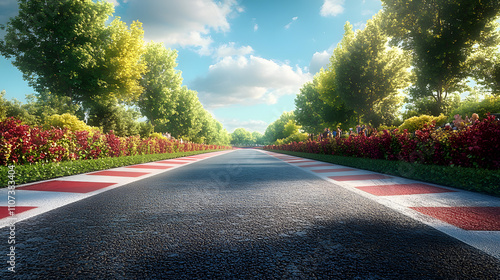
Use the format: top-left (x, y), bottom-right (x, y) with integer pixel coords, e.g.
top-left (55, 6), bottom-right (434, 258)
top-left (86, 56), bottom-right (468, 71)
top-left (2, 149), bottom-right (500, 279)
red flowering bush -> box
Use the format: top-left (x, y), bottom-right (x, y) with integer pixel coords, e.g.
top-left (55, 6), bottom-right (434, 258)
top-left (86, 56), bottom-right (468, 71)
top-left (264, 115), bottom-right (500, 170)
top-left (0, 117), bottom-right (231, 166)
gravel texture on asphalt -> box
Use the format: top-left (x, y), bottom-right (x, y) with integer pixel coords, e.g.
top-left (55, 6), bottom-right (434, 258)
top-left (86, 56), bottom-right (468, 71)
top-left (2, 149), bottom-right (500, 279)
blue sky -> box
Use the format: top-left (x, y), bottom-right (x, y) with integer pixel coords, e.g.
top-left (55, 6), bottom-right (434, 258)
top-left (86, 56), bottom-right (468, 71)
top-left (0, 0), bottom-right (383, 133)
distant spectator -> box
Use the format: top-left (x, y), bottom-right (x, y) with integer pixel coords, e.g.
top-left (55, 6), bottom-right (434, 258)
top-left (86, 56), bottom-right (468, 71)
top-left (322, 128), bottom-right (329, 140)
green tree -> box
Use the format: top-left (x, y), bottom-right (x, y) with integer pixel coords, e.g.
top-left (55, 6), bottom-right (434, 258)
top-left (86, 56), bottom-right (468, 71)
top-left (0, 91), bottom-right (37, 125)
top-left (382, 0), bottom-right (500, 115)
top-left (138, 42), bottom-right (183, 128)
top-left (24, 91), bottom-right (80, 123)
top-left (264, 111), bottom-right (295, 144)
top-left (333, 16), bottom-right (410, 127)
top-left (251, 131), bottom-right (264, 145)
top-left (294, 80), bottom-right (326, 135)
top-left (158, 87), bottom-right (203, 141)
top-left (0, 0), bottom-right (147, 113)
top-left (230, 128), bottom-right (253, 146)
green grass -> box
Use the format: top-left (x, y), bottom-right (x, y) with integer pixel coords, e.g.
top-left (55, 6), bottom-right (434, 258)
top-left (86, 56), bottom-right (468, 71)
top-left (1, 149), bottom-right (229, 188)
top-left (268, 150), bottom-right (500, 197)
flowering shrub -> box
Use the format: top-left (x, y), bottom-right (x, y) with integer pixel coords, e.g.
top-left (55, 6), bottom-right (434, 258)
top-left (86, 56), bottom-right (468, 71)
top-left (0, 117), bottom-right (231, 166)
top-left (265, 115), bottom-right (500, 170)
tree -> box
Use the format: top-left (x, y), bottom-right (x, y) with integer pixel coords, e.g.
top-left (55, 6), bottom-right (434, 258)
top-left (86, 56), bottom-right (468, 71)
top-left (0, 0), bottom-right (147, 113)
top-left (86, 103), bottom-right (142, 136)
top-left (264, 111), bottom-right (295, 144)
top-left (138, 42), bottom-right (183, 127)
top-left (251, 131), bottom-right (264, 145)
top-left (382, 0), bottom-right (500, 115)
top-left (294, 80), bottom-right (326, 135)
top-left (24, 91), bottom-right (80, 123)
top-left (332, 16), bottom-right (410, 127)
top-left (158, 87), bottom-right (203, 141)
top-left (230, 128), bottom-right (253, 146)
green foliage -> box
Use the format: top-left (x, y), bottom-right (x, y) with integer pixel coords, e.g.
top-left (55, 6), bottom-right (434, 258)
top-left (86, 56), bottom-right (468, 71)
top-left (333, 15), bottom-right (411, 127)
top-left (87, 103), bottom-right (143, 136)
top-left (158, 87), bottom-right (203, 141)
top-left (0, 150), bottom-right (225, 188)
top-left (294, 79), bottom-right (328, 134)
top-left (382, 0), bottom-right (500, 115)
top-left (138, 42), bottom-right (182, 127)
top-left (264, 111), bottom-right (296, 144)
top-left (138, 121), bottom-right (154, 138)
top-left (275, 132), bottom-right (309, 146)
top-left (43, 113), bottom-right (95, 132)
top-left (269, 150), bottom-right (500, 196)
top-left (231, 128), bottom-right (254, 146)
top-left (398, 114), bottom-right (447, 133)
top-left (449, 96), bottom-right (500, 121)
top-left (0, 0), bottom-right (147, 121)
top-left (149, 132), bottom-right (167, 140)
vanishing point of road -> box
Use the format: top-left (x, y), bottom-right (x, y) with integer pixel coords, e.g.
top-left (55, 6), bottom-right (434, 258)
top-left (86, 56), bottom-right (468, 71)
top-left (2, 149), bottom-right (500, 279)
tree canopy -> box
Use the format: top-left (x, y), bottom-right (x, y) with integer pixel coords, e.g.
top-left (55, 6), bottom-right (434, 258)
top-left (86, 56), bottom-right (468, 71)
top-left (382, 0), bottom-right (500, 115)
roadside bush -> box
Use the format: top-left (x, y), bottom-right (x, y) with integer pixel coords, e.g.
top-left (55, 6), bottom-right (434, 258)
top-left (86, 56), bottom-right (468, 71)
top-left (265, 114), bottom-right (500, 170)
top-left (399, 114), bottom-right (447, 133)
top-left (0, 117), bottom-right (231, 166)
top-left (44, 113), bottom-right (96, 132)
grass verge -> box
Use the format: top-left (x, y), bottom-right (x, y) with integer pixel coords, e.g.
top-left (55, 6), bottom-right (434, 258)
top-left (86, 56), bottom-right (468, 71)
top-left (1, 149), bottom-right (230, 188)
top-left (268, 150), bottom-right (500, 197)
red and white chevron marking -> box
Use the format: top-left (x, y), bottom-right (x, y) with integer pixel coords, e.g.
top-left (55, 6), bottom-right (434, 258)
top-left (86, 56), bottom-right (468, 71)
top-left (262, 150), bottom-right (500, 260)
top-left (0, 151), bottom-right (234, 229)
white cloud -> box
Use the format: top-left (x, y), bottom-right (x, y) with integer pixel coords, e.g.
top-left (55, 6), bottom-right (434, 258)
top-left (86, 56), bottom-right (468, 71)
top-left (285, 16), bottom-right (298, 29)
top-left (254, 23), bottom-right (259, 31)
top-left (105, 0), bottom-right (120, 7)
top-left (223, 119), bottom-right (268, 134)
top-left (121, 0), bottom-right (243, 54)
top-left (192, 55), bottom-right (312, 108)
top-left (309, 50), bottom-right (331, 74)
top-left (215, 43), bottom-right (254, 59)
top-left (320, 0), bottom-right (345, 17)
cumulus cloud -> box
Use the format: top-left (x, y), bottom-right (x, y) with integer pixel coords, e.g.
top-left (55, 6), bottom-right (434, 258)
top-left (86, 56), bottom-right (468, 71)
top-left (309, 50), bottom-right (331, 74)
top-left (214, 42), bottom-right (254, 59)
top-left (254, 23), bottom-right (259, 31)
top-left (320, 0), bottom-right (345, 17)
top-left (120, 0), bottom-right (242, 54)
top-left (191, 55), bottom-right (312, 108)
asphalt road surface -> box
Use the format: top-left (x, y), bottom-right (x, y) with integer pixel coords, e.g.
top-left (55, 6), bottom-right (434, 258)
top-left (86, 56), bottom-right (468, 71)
top-left (2, 149), bottom-right (500, 279)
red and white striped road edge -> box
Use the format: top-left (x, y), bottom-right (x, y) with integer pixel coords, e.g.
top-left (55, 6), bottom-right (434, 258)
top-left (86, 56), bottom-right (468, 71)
top-left (0, 151), bottom-right (234, 229)
top-left (262, 150), bottom-right (500, 260)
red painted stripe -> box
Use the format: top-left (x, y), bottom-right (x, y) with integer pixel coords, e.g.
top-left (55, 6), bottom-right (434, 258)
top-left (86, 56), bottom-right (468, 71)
top-left (17, 181), bottom-right (117, 193)
top-left (175, 158), bottom-right (198, 161)
top-left (88, 171), bottom-right (149, 177)
top-left (125, 165), bottom-right (173, 169)
top-left (312, 168), bottom-right (357, 173)
top-left (357, 183), bottom-right (456, 196)
top-left (329, 174), bottom-right (393, 181)
top-left (410, 207), bottom-right (500, 231)
top-left (157, 160), bottom-right (188, 165)
top-left (286, 160), bottom-right (317, 163)
top-left (298, 163), bottom-right (336, 168)
top-left (0, 206), bottom-right (38, 219)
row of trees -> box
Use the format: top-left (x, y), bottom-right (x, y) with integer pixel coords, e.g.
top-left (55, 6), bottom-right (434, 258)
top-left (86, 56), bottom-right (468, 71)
top-left (0, 0), bottom-right (230, 145)
top-left (292, 0), bottom-right (500, 137)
